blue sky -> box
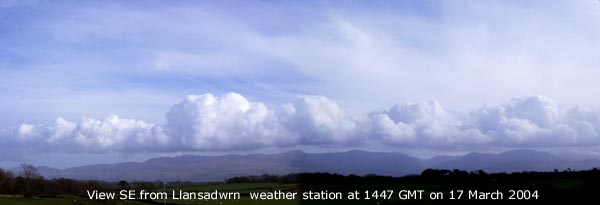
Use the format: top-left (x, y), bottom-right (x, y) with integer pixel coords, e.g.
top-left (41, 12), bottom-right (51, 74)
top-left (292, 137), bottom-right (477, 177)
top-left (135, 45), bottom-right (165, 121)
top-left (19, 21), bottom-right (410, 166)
top-left (2, 0), bottom-right (600, 168)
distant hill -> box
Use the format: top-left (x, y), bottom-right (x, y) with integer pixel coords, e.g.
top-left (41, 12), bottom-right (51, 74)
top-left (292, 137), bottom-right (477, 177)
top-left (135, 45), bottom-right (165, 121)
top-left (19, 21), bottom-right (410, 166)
top-left (20, 149), bottom-right (600, 182)
top-left (435, 149), bottom-right (600, 172)
top-left (290, 150), bottom-right (424, 176)
top-left (31, 150), bottom-right (422, 182)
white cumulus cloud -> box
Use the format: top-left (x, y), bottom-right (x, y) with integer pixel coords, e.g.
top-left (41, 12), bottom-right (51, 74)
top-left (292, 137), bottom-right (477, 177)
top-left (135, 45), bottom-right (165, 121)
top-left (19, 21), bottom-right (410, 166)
top-left (11, 115), bottom-right (167, 153)
top-left (3, 93), bottom-right (600, 156)
top-left (368, 100), bottom-right (490, 147)
top-left (281, 95), bottom-right (357, 145)
top-left (163, 93), bottom-right (292, 150)
top-left (466, 95), bottom-right (598, 147)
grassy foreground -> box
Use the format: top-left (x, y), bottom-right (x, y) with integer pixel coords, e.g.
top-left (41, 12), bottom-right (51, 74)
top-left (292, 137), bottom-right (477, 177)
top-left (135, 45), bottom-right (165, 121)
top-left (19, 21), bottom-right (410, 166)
top-left (2, 169), bottom-right (599, 205)
top-left (0, 196), bottom-right (149, 205)
top-left (0, 196), bottom-right (299, 205)
top-left (0, 183), bottom-right (301, 205)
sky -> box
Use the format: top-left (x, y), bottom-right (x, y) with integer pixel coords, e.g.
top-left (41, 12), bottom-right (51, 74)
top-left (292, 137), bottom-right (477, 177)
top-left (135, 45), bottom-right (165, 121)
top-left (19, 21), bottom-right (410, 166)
top-left (2, 0), bottom-right (600, 168)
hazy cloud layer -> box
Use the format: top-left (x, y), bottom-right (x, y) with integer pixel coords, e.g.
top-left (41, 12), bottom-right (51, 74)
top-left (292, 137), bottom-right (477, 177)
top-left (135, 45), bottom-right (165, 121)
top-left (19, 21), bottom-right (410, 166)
top-left (3, 1), bottom-right (600, 129)
top-left (3, 93), bottom-right (600, 157)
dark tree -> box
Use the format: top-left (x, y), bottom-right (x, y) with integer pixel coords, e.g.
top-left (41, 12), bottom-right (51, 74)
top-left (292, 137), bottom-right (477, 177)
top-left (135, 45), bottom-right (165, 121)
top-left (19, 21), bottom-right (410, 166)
top-left (0, 168), bottom-right (7, 194)
top-left (118, 180), bottom-right (129, 190)
top-left (19, 164), bottom-right (42, 197)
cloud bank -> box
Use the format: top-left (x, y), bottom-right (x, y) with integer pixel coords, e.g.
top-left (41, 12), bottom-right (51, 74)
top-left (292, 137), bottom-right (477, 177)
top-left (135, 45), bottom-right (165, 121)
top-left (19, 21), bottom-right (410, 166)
top-left (3, 93), bottom-right (600, 156)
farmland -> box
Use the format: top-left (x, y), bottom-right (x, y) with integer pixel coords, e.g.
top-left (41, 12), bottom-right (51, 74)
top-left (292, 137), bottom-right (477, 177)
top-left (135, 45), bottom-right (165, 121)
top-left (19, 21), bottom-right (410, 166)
top-left (1, 169), bottom-right (600, 205)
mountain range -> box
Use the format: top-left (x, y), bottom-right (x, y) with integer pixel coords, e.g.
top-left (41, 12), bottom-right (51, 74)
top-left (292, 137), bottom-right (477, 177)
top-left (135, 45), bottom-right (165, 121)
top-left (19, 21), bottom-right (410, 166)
top-left (14, 149), bottom-right (600, 182)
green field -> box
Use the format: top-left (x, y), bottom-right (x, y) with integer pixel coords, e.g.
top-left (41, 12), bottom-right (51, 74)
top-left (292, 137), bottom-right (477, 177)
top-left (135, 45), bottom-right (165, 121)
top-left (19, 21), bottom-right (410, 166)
top-left (0, 183), bottom-right (302, 205)
top-left (0, 196), bottom-right (297, 205)
top-left (0, 196), bottom-right (150, 205)
top-left (1, 170), bottom-right (598, 205)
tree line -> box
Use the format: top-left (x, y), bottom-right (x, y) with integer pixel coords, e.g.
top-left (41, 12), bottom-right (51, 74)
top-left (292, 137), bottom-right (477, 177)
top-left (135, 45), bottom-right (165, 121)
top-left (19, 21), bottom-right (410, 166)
top-left (2, 163), bottom-right (600, 202)
top-left (0, 164), bottom-right (109, 197)
top-left (226, 168), bottom-right (600, 203)
top-left (226, 168), bottom-right (600, 186)
top-left (0, 164), bottom-right (175, 197)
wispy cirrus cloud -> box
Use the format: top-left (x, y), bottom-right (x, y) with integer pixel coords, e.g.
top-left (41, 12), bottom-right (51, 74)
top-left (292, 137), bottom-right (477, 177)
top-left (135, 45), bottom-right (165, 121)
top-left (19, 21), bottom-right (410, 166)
top-left (2, 1), bottom-right (600, 167)
top-left (2, 0), bottom-right (600, 128)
